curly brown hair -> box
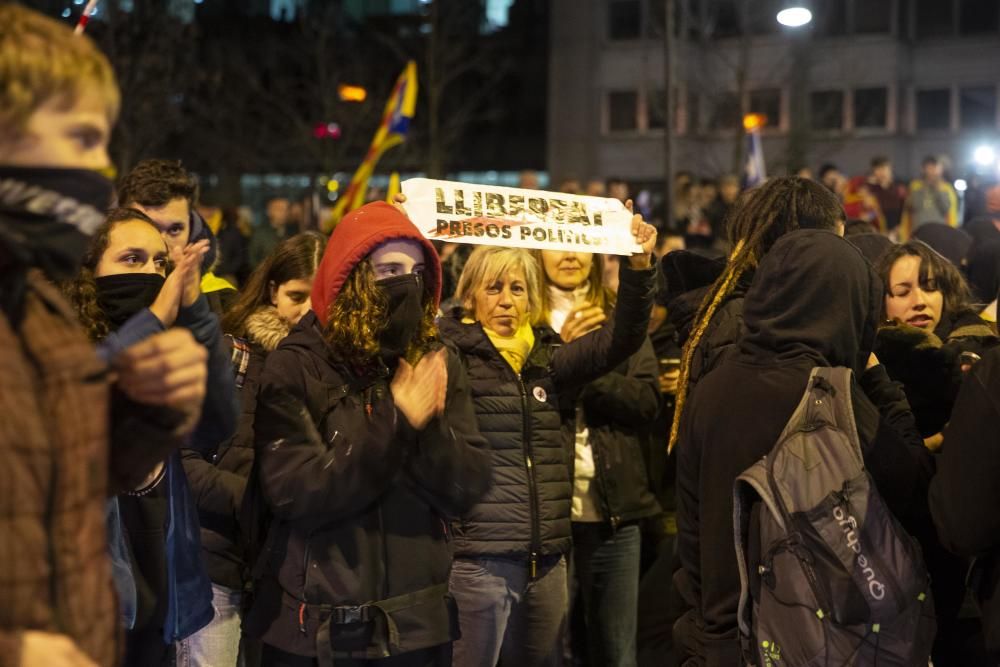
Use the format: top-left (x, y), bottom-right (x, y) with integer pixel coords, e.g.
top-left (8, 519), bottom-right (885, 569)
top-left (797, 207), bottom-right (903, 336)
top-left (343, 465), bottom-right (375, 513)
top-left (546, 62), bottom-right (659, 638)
top-left (323, 258), bottom-right (438, 367)
top-left (62, 208), bottom-right (161, 342)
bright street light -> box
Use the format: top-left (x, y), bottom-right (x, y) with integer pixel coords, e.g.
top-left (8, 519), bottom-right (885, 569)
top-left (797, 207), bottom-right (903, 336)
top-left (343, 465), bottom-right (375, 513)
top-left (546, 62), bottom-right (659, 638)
top-left (954, 179), bottom-right (968, 193)
top-left (973, 145), bottom-right (996, 167)
top-left (777, 7), bottom-right (812, 27)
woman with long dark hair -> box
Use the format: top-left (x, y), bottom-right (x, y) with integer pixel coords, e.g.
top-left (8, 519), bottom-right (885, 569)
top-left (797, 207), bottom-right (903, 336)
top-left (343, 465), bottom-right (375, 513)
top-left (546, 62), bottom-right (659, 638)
top-left (178, 232), bottom-right (325, 667)
top-left (876, 240), bottom-right (998, 439)
top-left (874, 240), bottom-right (998, 664)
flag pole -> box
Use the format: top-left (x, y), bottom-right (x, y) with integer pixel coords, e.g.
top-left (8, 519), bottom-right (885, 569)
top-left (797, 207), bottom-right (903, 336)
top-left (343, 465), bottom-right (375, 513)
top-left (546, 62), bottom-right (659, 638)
top-left (74, 0), bottom-right (100, 36)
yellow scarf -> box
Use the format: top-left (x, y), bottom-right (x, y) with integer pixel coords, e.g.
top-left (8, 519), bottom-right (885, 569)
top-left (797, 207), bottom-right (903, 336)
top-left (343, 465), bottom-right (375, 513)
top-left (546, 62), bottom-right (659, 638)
top-left (464, 316), bottom-right (535, 373)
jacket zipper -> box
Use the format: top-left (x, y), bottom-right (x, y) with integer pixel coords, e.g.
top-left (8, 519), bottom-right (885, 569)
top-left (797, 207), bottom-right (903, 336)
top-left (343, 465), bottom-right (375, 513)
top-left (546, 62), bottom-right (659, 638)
top-left (586, 422), bottom-right (619, 531)
top-left (167, 460), bottom-right (180, 641)
top-left (298, 534), bottom-right (313, 635)
top-left (518, 376), bottom-right (542, 580)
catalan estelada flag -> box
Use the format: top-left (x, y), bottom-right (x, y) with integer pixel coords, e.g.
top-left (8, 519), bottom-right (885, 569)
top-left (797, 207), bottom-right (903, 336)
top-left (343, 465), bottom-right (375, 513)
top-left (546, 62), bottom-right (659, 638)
top-left (743, 129), bottom-right (767, 189)
top-left (327, 61), bottom-right (417, 231)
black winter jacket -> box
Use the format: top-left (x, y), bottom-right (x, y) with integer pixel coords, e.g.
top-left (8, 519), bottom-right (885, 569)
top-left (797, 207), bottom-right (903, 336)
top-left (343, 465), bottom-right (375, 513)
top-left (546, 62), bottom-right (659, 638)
top-left (930, 346), bottom-right (1000, 659)
top-left (182, 307), bottom-right (289, 589)
top-left (244, 313), bottom-right (492, 659)
top-left (575, 336), bottom-right (662, 527)
top-left (437, 263), bottom-right (656, 565)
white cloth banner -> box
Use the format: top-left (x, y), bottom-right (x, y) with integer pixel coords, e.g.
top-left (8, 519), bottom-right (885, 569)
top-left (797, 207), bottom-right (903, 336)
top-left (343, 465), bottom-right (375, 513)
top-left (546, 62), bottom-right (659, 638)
top-left (401, 178), bottom-right (641, 255)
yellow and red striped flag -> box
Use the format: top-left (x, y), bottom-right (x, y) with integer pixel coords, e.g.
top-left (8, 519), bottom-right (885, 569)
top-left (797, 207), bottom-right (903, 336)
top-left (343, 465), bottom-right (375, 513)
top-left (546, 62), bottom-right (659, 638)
top-left (326, 61), bottom-right (417, 231)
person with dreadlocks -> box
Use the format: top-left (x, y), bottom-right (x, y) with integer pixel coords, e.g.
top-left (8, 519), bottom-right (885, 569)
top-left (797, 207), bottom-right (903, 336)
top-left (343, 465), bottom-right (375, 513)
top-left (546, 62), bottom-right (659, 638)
top-left (666, 176), bottom-right (848, 454)
top-left (673, 229), bottom-right (933, 666)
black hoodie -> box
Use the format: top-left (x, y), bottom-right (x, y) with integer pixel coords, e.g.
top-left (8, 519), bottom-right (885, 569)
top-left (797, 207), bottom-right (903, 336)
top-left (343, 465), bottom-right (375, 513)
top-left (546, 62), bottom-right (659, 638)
top-left (674, 230), bottom-right (933, 666)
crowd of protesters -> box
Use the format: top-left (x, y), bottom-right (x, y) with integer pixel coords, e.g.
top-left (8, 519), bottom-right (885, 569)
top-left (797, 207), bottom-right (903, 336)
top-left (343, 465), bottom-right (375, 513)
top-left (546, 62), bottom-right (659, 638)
top-left (4, 5), bottom-right (1000, 667)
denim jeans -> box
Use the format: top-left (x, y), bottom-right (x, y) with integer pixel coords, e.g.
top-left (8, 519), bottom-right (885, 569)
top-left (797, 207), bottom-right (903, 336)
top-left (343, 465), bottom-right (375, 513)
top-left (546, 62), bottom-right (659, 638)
top-left (176, 583), bottom-right (244, 667)
top-left (572, 523), bottom-right (641, 667)
top-left (450, 556), bottom-right (567, 667)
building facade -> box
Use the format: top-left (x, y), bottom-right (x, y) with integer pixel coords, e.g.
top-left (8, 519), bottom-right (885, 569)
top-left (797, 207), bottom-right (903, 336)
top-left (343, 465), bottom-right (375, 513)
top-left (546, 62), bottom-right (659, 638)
top-left (548, 0), bottom-right (1000, 186)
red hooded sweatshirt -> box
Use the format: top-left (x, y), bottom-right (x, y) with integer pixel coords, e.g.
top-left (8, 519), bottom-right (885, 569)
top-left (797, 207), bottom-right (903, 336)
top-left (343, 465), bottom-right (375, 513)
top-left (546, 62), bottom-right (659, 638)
top-left (310, 201), bottom-right (443, 325)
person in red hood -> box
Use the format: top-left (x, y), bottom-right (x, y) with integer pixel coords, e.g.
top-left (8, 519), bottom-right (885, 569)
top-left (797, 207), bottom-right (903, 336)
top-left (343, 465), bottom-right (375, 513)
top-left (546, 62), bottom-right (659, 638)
top-left (244, 201), bottom-right (493, 666)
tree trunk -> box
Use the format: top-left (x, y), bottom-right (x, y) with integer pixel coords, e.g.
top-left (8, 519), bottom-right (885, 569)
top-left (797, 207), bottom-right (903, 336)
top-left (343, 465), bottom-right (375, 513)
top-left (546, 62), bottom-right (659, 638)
top-left (663, 0), bottom-right (676, 221)
top-left (427, 0), bottom-right (444, 178)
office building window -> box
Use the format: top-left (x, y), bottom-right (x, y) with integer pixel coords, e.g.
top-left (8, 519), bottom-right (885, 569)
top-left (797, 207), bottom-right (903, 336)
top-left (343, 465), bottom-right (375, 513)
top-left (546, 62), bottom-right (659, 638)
top-left (854, 87), bottom-right (888, 129)
top-left (916, 89), bottom-right (951, 130)
top-left (749, 89), bottom-right (782, 130)
top-left (706, 0), bottom-right (742, 38)
top-left (608, 91), bottom-right (639, 131)
top-left (609, 0), bottom-right (642, 40)
top-left (687, 91), bottom-right (701, 134)
top-left (648, 89), bottom-right (667, 130)
top-left (916, 0), bottom-right (955, 38)
top-left (960, 86), bottom-right (997, 129)
top-left (854, 0), bottom-right (892, 33)
top-left (960, 0), bottom-right (1000, 35)
top-left (810, 91), bottom-right (844, 131)
top-left (647, 88), bottom-right (688, 133)
top-left (748, 0), bottom-right (781, 35)
top-left (707, 92), bottom-right (741, 131)
top-left (815, 2), bottom-right (848, 36)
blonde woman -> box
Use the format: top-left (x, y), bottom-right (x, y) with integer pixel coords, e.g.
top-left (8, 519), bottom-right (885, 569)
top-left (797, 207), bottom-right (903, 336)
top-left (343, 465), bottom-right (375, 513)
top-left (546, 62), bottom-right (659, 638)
top-left (438, 209), bottom-right (657, 667)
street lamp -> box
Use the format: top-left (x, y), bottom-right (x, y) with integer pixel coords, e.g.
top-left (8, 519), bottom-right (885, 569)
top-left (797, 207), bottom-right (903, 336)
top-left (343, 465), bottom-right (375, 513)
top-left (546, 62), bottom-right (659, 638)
top-left (777, 6), bottom-right (812, 27)
top-left (973, 145), bottom-right (996, 168)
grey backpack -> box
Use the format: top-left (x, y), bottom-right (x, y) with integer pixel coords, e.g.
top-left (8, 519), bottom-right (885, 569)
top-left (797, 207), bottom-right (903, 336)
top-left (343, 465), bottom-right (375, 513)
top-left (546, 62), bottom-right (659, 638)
top-left (733, 367), bottom-right (936, 666)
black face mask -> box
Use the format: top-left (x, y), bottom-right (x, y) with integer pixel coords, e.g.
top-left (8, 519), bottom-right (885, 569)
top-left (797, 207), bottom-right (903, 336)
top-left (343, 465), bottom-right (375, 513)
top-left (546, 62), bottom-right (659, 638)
top-left (0, 167), bottom-right (113, 281)
top-left (377, 273), bottom-right (425, 364)
top-left (95, 273), bottom-right (166, 330)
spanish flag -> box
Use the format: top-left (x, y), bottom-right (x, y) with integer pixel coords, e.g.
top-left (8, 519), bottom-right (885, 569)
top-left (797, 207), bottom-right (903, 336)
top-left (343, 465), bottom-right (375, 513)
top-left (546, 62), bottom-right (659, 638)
top-left (327, 61), bottom-right (418, 231)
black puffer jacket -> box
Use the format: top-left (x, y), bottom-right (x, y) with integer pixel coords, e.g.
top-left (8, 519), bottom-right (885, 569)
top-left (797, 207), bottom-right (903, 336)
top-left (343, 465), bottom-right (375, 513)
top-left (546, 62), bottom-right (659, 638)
top-left (244, 313), bottom-right (492, 659)
top-left (181, 306), bottom-right (290, 589)
top-left (576, 336), bottom-right (662, 527)
top-left (438, 263), bottom-right (655, 565)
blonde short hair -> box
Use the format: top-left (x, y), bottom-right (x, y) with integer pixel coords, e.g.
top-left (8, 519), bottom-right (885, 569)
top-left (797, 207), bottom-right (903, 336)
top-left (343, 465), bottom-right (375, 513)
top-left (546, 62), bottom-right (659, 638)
top-left (455, 246), bottom-right (542, 326)
top-left (0, 4), bottom-right (120, 145)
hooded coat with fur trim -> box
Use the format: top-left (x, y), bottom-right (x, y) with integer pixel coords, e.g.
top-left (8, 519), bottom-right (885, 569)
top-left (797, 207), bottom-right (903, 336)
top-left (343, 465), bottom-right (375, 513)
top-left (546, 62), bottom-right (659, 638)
top-left (181, 306), bottom-right (291, 589)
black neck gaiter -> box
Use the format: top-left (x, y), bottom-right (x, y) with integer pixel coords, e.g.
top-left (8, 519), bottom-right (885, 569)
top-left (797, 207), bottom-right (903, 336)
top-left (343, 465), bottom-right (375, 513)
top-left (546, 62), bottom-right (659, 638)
top-left (0, 166), bottom-right (113, 280)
